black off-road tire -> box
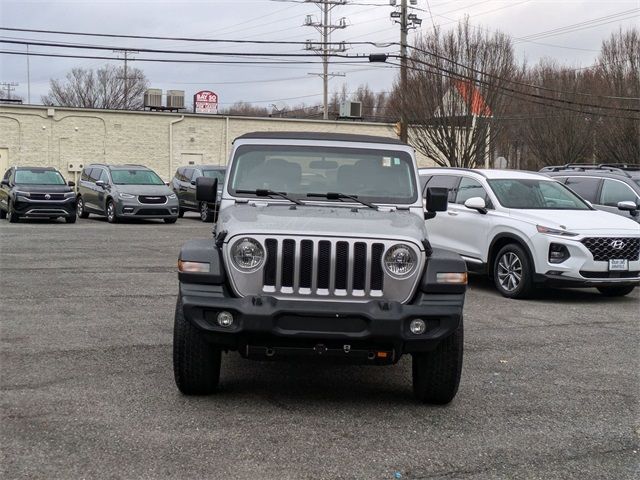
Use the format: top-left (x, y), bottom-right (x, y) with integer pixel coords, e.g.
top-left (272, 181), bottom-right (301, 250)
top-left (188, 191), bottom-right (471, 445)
top-left (493, 243), bottom-right (535, 299)
top-left (173, 298), bottom-right (221, 395)
top-left (200, 201), bottom-right (214, 223)
top-left (597, 285), bottom-right (635, 297)
top-left (164, 217), bottom-right (178, 224)
top-left (411, 319), bottom-right (464, 405)
top-left (412, 321), bottom-right (463, 405)
top-left (76, 196), bottom-right (89, 218)
top-left (7, 201), bottom-right (19, 223)
top-left (65, 213), bottom-right (77, 224)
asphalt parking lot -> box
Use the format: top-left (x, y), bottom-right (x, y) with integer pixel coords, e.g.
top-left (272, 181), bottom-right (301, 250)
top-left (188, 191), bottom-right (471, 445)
top-left (1, 215), bottom-right (638, 480)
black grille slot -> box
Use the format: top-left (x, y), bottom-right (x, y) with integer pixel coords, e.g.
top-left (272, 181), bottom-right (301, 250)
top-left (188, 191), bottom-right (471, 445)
top-left (353, 242), bottom-right (367, 290)
top-left (136, 208), bottom-right (170, 215)
top-left (582, 237), bottom-right (640, 262)
top-left (138, 195), bottom-right (167, 204)
top-left (264, 239), bottom-right (278, 286)
top-left (335, 241), bottom-right (349, 290)
top-left (580, 270), bottom-right (639, 279)
top-left (281, 239), bottom-right (296, 287)
top-left (371, 243), bottom-right (385, 291)
top-left (300, 240), bottom-right (314, 288)
top-left (317, 241), bottom-right (331, 289)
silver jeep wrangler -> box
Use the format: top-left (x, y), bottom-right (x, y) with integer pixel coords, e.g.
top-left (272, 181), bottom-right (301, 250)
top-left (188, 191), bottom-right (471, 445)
top-left (174, 132), bottom-right (467, 404)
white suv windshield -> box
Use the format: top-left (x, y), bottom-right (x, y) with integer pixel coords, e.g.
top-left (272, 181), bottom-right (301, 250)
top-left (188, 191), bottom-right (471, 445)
top-left (228, 145), bottom-right (417, 204)
top-left (15, 170), bottom-right (65, 185)
top-left (488, 179), bottom-right (591, 210)
top-left (111, 169), bottom-right (164, 185)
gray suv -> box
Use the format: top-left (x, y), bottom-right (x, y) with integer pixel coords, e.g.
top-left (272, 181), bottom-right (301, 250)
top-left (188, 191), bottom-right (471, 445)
top-left (170, 165), bottom-right (225, 222)
top-left (541, 164), bottom-right (640, 223)
top-left (76, 164), bottom-right (179, 223)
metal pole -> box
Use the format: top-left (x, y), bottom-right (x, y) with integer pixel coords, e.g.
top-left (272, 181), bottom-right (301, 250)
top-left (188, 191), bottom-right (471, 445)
top-left (123, 51), bottom-right (129, 109)
top-left (26, 44), bottom-right (31, 104)
top-left (400, 0), bottom-right (408, 142)
top-left (322, 2), bottom-right (329, 120)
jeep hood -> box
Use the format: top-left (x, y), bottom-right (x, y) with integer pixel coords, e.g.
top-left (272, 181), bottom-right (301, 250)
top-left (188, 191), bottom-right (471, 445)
top-left (218, 204), bottom-right (428, 246)
top-left (511, 209), bottom-right (640, 234)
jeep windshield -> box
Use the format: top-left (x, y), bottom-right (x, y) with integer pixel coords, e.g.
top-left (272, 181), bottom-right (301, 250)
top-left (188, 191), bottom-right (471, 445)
top-left (14, 169), bottom-right (65, 185)
top-left (488, 179), bottom-right (591, 210)
top-left (227, 145), bottom-right (417, 204)
top-left (111, 169), bottom-right (165, 185)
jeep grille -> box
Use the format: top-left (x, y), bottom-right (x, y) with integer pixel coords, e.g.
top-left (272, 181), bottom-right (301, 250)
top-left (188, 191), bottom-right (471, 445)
top-left (225, 235), bottom-right (424, 303)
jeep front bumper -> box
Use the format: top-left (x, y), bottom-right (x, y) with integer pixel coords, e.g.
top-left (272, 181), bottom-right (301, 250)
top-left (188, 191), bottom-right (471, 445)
top-left (179, 282), bottom-right (464, 363)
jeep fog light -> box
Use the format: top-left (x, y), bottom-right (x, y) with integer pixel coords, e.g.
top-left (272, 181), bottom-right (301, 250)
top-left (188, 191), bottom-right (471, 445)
top-left (231, 237), bottom-right (265, 271)
top-left (217, 311), bottom-right (234, 327)
top-left (410, 319), bottom-right (426, 335)
top-left (384, 244), bottom-right (416, 277)
top-left (178, 260), bottom-right (210, 273)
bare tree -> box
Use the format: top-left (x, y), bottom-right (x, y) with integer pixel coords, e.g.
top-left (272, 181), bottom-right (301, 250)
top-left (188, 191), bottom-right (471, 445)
top-left (398, 18), bottom-right (518, 167)
top-left (594, 27), bottom-right (640, 164)
top-left (220, 101), bottom-right (270, 117)
top-left (42, 64), bottom-right (148, 110)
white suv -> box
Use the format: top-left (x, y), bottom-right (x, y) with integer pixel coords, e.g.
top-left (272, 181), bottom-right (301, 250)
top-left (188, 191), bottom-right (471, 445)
top-left (419, 168), bottom-right (640, 298)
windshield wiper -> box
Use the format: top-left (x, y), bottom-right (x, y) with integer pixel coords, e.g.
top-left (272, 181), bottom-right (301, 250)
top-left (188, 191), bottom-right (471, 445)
top-left (236, 189), bottom-right (303, 205)
top-left (307, 192), bottom-right (377, 210)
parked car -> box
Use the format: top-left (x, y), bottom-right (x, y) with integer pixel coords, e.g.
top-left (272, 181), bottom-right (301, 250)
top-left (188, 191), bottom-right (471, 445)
top-left (174, 132), bottom-right (467, 404)
top-left (540, 163), bottom-right (640, 223)
top-left (419, 168), bottom-right (640, 298)
top-left (0, 166), bottom-right (77, 223)
top-left (76, 164), bottom-right (179, 223)
top-left (170, 165), bottom-right (225, 222)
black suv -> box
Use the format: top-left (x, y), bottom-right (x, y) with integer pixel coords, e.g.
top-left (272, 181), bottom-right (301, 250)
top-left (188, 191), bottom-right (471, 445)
top-left (541, 164), bottom-right (640, 223)
top-left (0, 166), bottom-right (77, 223)
top-left (170, 165), bottom-right (225, 222)
top-left (76, 164), bottom-right (179, 223)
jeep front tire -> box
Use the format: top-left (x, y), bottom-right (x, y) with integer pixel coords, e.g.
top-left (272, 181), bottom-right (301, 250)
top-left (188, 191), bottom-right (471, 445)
top-left (173, 298), bottom-right (221, 395)
top-left (412, 321), bottom-right (463, 404)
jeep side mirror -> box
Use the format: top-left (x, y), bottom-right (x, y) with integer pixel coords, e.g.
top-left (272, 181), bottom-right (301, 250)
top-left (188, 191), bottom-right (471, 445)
top-left (618, 200), bottom-right (639, 217)
top-left (425, 187), bottom-right (448, 220)
top-left (67, 180), bottom-right (76, 187)
top-left (464, 196), bottom-right (487, 214)
top-left (196, 176), bottom-right (218, 203)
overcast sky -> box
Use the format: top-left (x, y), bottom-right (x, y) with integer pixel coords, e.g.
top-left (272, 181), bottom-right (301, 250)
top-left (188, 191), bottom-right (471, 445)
top-left (0, 0), bottom-right (638, 111)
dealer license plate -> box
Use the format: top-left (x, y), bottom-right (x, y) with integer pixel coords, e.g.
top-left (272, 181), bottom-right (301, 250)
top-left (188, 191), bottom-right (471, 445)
top-left (609, 259), bottom-right (629, 271)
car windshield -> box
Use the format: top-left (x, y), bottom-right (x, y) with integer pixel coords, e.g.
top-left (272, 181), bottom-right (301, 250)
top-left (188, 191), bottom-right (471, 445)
top-left (228, 145), bottom-right (417, 204)
top-left (202, 170), bottom-right (225, 182)
top-left (14, 169), bottom-right (65, 185)
top-left (111, 169), bottom-right (164, 185)
top-left (488, 179), bottom-right (591, 210)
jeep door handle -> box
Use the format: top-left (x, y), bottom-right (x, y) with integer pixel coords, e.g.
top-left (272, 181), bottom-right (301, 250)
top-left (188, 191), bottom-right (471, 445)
top-left (447, 211), bottom-right (459, 216)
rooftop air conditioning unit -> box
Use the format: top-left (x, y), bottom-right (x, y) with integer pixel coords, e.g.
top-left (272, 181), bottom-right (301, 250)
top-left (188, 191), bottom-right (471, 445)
top-left (144, 88), bottom-right (162, 108)
top-left (166, 90), bottom-right (185, 109)
top-left (339, 101), bottom-right (362, 119)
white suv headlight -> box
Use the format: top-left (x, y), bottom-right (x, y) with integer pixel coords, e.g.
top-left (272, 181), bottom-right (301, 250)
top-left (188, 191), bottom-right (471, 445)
top-left (384, 244), bottom-right (417, 277)
top-left (231, 237), bottom-right (265, 271)
top-left (536, 225), bottom-right (578, 237)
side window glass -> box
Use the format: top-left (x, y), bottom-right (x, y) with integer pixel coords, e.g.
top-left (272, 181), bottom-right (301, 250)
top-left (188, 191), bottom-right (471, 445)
top-left (3, 169), bottom-right (11, 181)
top-left (184, 168), bottom-right (194, 183)
top-left (455, 177), bottom-right (489, 205)
top-left (600, 179), bottom-right (637, 206)
top-left (81, 168), bottom-right (91, 182)
top-left (176, 167), bottom-right (184, 181)
top-left (565, 177), bottom-right (601, 203)
top-left (99, 170), bottom-right (109, 184)
top-left (425, 175), bottom-right (459, 202)
top-left (89, 168), bottom-right (103, 182)
top-left (191, 169), bottom-right (201, 181)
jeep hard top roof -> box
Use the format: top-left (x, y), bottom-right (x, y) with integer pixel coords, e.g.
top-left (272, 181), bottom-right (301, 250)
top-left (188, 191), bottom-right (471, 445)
top-left (234, 131), bottom-right (407, 146)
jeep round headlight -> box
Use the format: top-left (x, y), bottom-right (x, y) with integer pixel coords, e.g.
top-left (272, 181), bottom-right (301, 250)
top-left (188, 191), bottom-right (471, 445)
top-left (231, 237), bottom-right (265, 271)
top-left (384, 244), bottom-right (417, 277)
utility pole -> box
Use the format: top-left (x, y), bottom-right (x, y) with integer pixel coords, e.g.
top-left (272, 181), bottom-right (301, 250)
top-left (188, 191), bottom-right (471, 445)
top-left (304, 0), bottom-right (347, 120)
top-left (390, 0), bottom-right (421, 142)
top-left (26, 44), bottom-right (31, 104)
top-left (114, 49), bottom-right (139, 109)
top-left (0, 82), bottom-right (19, 100)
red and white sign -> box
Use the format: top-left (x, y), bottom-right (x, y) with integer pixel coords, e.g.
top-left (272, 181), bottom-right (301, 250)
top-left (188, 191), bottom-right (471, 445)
top-left (194, 90), bottom-right (219, 114)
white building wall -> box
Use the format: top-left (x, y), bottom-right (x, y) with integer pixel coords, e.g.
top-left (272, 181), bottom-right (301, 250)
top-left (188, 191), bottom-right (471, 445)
top-left (0, 105), bottom-right (436, 180)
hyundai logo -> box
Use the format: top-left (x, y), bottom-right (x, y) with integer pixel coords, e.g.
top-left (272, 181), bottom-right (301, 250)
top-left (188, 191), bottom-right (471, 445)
top-left (44, 194), bottom-right (51, 200)
top-left (610, 240), bottom-right (625, 249)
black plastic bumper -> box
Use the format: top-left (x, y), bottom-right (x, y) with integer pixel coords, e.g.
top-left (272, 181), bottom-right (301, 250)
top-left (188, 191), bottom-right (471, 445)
top-left (179, 282), bottom-right (464, 362)
top-left (534, 273), bottom-right (640, 288)
top-left (13, 198), bottom-right (75, 217)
